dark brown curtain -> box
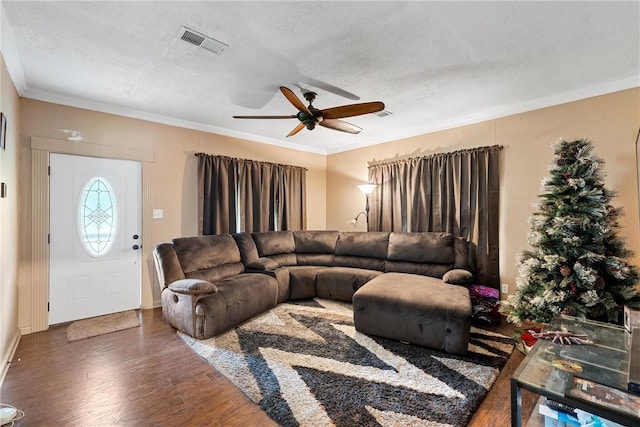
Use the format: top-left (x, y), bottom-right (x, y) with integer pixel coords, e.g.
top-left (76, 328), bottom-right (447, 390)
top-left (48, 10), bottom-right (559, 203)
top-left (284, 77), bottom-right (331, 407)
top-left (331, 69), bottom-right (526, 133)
top-left (197, 153), bottom-right (306, 234)
top-left (368, 145), bottom-right (502, 287)
top-left (274, 166), bottom-right (306, 231)
top-left (238, 159), bottom-right (274, 232)
top-left (197, 154), bottom-right (238, 235)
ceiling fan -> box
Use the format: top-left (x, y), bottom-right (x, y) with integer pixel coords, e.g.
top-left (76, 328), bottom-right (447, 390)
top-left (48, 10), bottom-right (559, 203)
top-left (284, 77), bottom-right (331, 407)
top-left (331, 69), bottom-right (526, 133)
top-left (233, 86), bottom-right (385, 137)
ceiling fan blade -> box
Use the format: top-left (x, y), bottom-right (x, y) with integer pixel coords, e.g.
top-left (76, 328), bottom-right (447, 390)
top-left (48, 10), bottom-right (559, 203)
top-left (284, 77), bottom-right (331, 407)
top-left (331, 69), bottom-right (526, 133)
top-left (287, 123), bottom-right (306, 137)
top-left (280, 86), bottom-right (312, 115)
top-left (321, 101), bottom-right (385, 120)
top-left (233, 115), bottom-right (297, 119)
top-left (319, 119), bottom-right (362, 134)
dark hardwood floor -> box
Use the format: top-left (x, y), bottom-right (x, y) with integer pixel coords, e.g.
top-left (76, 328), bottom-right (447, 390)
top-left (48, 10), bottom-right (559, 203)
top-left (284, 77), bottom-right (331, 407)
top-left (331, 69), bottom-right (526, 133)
top-left (1, 308), bottom-right (537, 426)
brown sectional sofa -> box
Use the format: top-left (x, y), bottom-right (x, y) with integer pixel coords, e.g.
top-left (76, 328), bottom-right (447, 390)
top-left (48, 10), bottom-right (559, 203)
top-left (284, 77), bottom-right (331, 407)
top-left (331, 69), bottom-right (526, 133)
top-left (153, 230), bottom-right (476, 354)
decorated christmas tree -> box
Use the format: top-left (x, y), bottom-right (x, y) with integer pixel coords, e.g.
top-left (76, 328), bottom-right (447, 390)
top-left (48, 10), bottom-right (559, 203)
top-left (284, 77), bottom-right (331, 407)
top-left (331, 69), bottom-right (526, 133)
top-left (502, 139), bottom-right (639, 324)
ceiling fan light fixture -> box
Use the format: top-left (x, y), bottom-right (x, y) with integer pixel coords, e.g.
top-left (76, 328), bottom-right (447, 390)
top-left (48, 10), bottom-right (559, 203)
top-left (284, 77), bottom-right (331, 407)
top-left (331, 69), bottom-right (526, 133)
top-left (179, 26), bottom-right (229, 55)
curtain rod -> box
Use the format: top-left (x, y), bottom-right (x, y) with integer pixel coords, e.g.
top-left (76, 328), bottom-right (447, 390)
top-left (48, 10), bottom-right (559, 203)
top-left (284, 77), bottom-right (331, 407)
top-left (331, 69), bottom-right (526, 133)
top-left (368, 144), bottom-right (503, 167)
top-left (195, 152), bottom-right (308, 171)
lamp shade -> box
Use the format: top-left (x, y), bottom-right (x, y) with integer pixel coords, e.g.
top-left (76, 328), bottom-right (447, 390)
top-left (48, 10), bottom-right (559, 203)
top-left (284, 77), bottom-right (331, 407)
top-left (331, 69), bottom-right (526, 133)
top-left (357, 184), bottom-right (377, 195)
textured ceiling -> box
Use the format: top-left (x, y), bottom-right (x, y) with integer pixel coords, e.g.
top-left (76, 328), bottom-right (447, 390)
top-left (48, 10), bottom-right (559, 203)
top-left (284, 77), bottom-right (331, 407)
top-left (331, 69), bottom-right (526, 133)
top-left (1, 1), bottom-right (639, 154)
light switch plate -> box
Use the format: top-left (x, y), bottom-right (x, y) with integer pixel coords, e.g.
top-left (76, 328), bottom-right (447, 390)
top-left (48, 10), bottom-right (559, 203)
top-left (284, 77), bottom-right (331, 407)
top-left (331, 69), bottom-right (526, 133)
top-left (501, 283), bottom-right (509, 294)
top-left (153, 209), bottom-right (164, 219)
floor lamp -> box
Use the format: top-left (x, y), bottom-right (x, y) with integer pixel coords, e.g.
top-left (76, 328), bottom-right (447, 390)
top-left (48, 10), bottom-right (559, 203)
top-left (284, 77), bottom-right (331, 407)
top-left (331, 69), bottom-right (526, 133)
top-left (348, 184), bottom-right (377, 231)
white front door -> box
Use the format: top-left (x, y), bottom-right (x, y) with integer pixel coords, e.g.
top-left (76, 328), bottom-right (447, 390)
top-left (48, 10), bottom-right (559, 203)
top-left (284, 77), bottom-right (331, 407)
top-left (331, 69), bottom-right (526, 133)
top-left (49, 153), bottom-right (142, 325)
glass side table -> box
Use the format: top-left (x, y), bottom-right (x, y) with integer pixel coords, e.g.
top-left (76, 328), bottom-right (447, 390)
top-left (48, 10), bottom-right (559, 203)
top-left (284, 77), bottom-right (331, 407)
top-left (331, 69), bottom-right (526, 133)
top-left (511, 315), bottom-right (638, 427)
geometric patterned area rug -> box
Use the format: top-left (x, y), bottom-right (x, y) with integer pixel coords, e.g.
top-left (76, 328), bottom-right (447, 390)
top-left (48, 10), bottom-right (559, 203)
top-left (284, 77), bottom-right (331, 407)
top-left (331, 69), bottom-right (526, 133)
top-left (66, 310), bottom-right (140, 342)
top-left (179, 299), bottom-right (513, 427)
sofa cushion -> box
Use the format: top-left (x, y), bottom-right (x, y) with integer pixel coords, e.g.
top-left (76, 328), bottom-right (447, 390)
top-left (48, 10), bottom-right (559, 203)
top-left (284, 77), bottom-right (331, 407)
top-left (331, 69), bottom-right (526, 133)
top-left (265, 253), bottom-right (297, 266)
top-left (172, 234), bottom-right (242, 275)
top-left (333, 232), bottom-right (389, 271)
top-left (443, 268), bottom-right (475, 285)
top-left (195, 273), bottom-right (279, 338)
top-left (316, 267), bottom-right (383, 301)
top-left (387, 232), bottom-right (454, 264)
top-left (217, 273), bottom-right (279, 324)
top-left (184, 262), bottom-right (245, 283)
top-left (287, 265), bottom-right (325, 300)
top-left (293, 229), bottom-right (337, 268)
top-left (252, 231), bottom-right (295, 256)
top-left (293, 230), bottom-right (339, 253)
top-left (335, 232), bottom-right (389, 259)
top-left (296, 253), bottom-right (335, 266)
top-left (233, 232), bottom-right (260, 264)
top-left (246, 257), bottom-right (279, 271)
top-left (334, 255), bottom-right (385, 271)
top-left (384, 260), bottom-right (450, 278)
top-left (251, 231), bottom-right (297, 266)
top-left (168, 278), bottom-right (218, 294)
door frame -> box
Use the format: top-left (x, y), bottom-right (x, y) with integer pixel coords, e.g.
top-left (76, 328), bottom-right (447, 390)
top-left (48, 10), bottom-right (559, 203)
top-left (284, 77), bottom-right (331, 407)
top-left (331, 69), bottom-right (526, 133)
top-left (28, 136), bottom-right (155, 333)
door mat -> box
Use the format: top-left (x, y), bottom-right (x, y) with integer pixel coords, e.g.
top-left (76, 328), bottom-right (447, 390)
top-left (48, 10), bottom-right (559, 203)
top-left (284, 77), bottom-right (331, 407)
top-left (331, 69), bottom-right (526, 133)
top-left (179, 299), bottom-right (514, 426)
top-left (66, 310), bottom-right (140, 342)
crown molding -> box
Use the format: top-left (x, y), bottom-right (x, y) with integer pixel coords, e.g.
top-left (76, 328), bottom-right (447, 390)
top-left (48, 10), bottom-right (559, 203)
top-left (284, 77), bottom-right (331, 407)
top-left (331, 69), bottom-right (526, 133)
top-left (20, 87), bottom-right (328, 155)
top-left (326, 76), bottom-right (640, 154)
top-left (18, 76), bottom-right (640, 157)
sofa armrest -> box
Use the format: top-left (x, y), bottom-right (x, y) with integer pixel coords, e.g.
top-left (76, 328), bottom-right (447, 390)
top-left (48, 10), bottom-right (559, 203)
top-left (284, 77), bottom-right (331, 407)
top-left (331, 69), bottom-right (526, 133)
top-left (168, 279), bottom-right (218, 295)
top-left (154, 243), bottom-right (186, 289)
top-left (246, 257), bottom-right (280, 271)
top-left (442, 268), bottom-right (475, 285)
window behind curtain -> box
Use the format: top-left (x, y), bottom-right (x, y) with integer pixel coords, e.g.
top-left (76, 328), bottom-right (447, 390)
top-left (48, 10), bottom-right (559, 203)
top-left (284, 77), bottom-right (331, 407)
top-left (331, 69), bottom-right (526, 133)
top-left (196, 153), bottom-right (306, 235)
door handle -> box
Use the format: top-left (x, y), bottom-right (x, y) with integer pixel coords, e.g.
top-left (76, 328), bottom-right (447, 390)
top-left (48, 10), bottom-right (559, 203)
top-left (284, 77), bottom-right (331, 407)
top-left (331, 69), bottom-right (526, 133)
top-left (132, 244), bottom-right (140, 250)
top-left (132, 234), bottom-right (139, 240)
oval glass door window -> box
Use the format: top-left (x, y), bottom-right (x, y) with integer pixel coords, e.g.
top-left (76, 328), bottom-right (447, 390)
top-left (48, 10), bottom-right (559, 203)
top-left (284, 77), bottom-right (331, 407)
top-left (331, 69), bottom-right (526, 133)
top-left (78, 176), bottom-right (118, 257)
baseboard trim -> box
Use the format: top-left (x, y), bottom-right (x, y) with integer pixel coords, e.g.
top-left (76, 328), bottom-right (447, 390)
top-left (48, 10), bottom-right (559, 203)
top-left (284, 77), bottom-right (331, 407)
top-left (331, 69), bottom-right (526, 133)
top-left (0, 329), bottom-right (21, 387)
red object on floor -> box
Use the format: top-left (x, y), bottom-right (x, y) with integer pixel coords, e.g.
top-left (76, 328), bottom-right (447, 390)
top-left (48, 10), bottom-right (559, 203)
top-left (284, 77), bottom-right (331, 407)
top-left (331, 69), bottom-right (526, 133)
top-left (521, 327), bottom-right (541, 350)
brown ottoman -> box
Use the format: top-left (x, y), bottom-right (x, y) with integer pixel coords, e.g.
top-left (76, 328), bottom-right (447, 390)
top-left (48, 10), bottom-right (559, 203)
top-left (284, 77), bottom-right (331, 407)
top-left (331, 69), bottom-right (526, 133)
top-left (352, 272), bottom-right (472, 354)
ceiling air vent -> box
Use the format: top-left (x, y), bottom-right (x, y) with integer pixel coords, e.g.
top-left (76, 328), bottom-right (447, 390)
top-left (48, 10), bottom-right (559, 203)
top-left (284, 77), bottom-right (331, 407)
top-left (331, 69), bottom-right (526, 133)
top-left (376, 110), bottom-right (393, 118)
top-left (179, 27), bottom-right (228, 55)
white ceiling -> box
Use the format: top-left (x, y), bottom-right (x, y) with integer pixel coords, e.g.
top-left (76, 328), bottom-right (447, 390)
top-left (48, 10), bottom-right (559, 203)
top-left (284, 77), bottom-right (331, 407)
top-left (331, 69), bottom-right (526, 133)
top-left (1, 1), bottom-right (639, 154)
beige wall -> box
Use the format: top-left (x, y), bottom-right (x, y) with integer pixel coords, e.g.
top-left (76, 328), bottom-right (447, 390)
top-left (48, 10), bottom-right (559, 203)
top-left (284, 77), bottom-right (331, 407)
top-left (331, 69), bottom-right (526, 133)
top-left (0, 53), bottom-right (21, 382)
top-left (7, 78), bottom-right (640, 338)
top-left (327, 88), bottom-right (640, 295)
top-left (17, 99), bottom-right (327, 333)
